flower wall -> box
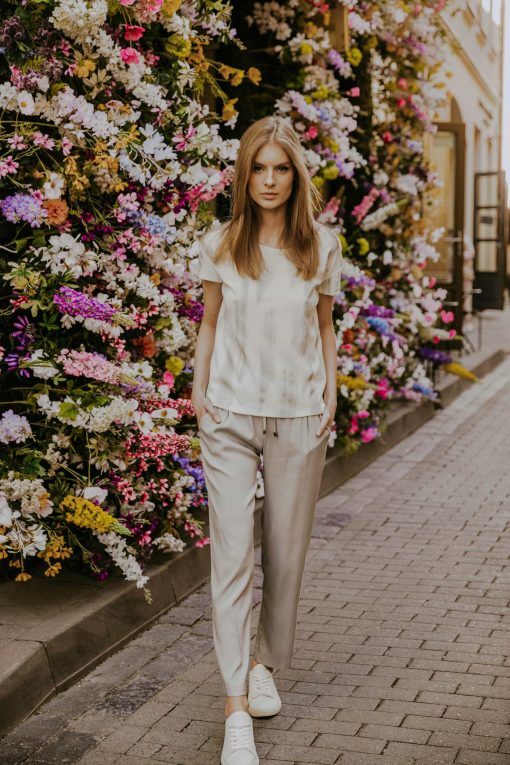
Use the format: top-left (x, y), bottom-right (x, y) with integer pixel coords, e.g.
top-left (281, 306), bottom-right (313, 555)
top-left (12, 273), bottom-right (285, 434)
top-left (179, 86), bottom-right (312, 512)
top-left (0, 0), bottom-right (245, 595)
top-left (221, 0), bottom-right (464, 453)
top-left (0, 0), bottom-right (469, 591)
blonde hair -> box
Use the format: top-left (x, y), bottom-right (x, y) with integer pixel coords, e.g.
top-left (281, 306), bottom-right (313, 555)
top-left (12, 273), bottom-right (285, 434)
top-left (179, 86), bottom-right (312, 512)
top-left (215, 116), bottom-right (322, 280)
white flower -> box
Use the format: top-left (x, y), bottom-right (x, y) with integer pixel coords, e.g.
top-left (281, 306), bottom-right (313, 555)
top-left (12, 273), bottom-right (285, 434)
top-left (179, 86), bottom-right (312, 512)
top-left (152, 533), bottom-right (186, 553)
top-left (0, 495), bottom-right (13, 526)
top-left (0, 410), bottom-right (32, 444)
top-left (28, 349), bottom-right (59, 380)
top-left (43, 172), bottom-right (66, 200)
top-left (133, 410), bottom-right (154, 434)
top-left (82, 486), bottom-right (109, 504)
top-left (17, 91), bottom-right (35, 115)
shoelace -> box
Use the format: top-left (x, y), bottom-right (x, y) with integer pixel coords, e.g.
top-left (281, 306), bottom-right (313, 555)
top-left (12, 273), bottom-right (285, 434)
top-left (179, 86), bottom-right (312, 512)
top-left (252, 672), bottom-right (274, 695)
top-left (229, 721), bottom-right (254, 751)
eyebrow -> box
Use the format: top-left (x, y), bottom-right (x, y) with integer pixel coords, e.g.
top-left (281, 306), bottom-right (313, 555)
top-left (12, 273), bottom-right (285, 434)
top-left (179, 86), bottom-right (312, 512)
top-left (253, 161), bottom-right (291, 167)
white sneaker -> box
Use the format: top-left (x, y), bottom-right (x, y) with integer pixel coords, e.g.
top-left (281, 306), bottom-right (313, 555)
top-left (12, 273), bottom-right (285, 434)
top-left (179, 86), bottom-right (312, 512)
top-left (248, 663), bottom-right (282, 717)
top-left (221, 710), bottom-right (259, 765)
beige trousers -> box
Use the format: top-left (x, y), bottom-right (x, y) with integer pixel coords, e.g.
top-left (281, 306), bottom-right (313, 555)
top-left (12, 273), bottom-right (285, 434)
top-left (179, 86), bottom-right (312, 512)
top-left (199, 406), bottom-right (329, 696)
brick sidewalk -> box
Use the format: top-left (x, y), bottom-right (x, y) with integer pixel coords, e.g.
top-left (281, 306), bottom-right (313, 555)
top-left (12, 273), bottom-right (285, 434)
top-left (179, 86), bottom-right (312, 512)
top-left (2, 358), bottom-right (510, 765)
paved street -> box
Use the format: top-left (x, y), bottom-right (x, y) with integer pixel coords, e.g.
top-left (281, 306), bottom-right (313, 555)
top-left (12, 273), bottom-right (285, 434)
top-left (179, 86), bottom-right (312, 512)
top-left (2, 357), bottom-right (510, 765)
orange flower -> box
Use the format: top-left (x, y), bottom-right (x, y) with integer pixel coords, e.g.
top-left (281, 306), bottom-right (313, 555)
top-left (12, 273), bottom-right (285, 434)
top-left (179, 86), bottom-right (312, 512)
top-left (43, 199), bottom-right (69, 226)
top-left (133, 335), bottom-right (156, 358)
top-left (247, 67), bottom-right (261, 86)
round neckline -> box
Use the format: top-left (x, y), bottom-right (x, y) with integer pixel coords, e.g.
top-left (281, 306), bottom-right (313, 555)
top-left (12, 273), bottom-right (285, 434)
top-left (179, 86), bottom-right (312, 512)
top-left (259, 242), bottom-right (288, 251)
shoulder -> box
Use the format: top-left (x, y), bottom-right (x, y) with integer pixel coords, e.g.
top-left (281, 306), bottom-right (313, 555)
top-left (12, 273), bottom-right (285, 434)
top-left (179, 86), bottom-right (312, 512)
top-left (200, 221), bottom-right (229, 257)
top-left (313, 221), bottom-right (342, 256)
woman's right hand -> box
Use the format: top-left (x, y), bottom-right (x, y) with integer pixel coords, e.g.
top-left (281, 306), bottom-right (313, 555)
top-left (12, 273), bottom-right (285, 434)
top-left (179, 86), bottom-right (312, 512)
top-left (192, 394), bottom-right (221, 426)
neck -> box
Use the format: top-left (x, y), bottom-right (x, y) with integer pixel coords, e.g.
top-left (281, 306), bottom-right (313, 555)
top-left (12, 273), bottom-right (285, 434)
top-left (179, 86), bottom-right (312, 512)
top-left (258, 205), bottom-right (287, 246)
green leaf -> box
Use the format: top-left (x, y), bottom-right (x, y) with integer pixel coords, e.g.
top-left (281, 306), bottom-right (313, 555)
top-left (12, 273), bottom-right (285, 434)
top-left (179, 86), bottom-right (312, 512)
top-left (58, 402), bottom-right (79, 421)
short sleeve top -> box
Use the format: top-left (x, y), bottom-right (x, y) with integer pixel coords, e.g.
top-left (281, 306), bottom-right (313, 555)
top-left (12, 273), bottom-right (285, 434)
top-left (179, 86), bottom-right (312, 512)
top-left (192, 222), bottom-right (342, 417)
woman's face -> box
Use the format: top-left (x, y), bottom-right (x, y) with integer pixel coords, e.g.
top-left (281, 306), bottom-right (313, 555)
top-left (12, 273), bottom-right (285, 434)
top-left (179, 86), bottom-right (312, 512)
top-left (248, 141), bottom-right (294, 212)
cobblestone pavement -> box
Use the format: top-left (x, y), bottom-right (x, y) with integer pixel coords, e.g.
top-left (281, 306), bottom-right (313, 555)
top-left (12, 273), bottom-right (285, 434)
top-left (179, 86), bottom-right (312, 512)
top-left (2, 358), bottom-right (510, 765)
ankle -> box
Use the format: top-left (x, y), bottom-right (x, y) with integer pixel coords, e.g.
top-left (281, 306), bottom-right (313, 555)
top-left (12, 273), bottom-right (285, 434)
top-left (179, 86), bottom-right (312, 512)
top-left (225, 694), bottom-right (248, 718)
top-left (250, 659), bottom-right (273, 672)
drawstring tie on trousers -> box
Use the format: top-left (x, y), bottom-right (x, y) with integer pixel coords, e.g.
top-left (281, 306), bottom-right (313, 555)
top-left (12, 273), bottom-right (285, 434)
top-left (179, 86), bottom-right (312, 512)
top-left (262, 416), bottom-right (279, 437)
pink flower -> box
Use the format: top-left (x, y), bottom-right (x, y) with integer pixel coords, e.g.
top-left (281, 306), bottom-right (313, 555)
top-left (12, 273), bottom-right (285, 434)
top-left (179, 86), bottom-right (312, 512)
top-left (397, 97), bottom-right (406, 108)
top-left (61, 137), bottom-right (73, 156)
top-left (304, 126), bottom-right (318, 140)
top-left (358, 410), bottom-right (370, 419)
top-left (398, 78), bottom-right (408, 89)
top-left (32, 131), bottom-right (55, 149)
top-left (0, 156), bottom-right (19, 177)
top-left (347, 416), bottom-right (359, 435)
top-left (441, 310), bottom-right (454, 323)
top-left (124, 24), bottom-right (145, 41)
top-left (429, 277), bottom-right (437, 288)
top-left (119, 0), bottom-right (136, 5)
top-left (7, 134), bottom-right (26, 150)
top-left (162, 371), bottom-right (175, 388)
top-left (361, 427), bottom-right (378, 444)
top-left (382, 132), bottom-right (393, 143)
top-left (120, 47), bottom-right (141, 65)
top-left (347, 87), bottom-right (360, 97)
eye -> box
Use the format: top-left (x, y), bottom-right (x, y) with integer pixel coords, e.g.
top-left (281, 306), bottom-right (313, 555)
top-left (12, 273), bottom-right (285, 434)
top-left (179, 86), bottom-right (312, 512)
top-left (277, 165), bottom-right (290, 173)
top-left (253, 164), bottom-right (264, 172)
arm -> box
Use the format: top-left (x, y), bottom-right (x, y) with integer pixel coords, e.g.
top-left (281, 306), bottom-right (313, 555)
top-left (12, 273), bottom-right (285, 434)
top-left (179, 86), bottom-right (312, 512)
top-left (191, 280), bottom-right (223, 424)
top-left (316, 292), bottom-right (337, 437)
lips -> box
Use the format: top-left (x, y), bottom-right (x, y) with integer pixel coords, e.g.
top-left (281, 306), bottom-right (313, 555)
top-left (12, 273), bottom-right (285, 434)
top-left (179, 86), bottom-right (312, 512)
top-left (261, 193), bottom-right (277, 198)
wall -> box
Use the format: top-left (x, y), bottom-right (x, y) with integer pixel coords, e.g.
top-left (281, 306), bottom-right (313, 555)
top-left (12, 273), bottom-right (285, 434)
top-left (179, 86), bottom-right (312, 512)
top-left (437, 0), bottom-right (504, 239)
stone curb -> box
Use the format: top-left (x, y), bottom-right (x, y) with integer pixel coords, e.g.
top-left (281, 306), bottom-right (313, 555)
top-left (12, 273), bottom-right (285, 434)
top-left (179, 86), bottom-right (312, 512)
top-left (0, 345), bottom-right (506, 737)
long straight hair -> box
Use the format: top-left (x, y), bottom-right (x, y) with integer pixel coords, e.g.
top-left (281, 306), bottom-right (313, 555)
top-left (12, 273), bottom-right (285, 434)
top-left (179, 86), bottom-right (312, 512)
top-left (215, 116), bottom-right (322, 280)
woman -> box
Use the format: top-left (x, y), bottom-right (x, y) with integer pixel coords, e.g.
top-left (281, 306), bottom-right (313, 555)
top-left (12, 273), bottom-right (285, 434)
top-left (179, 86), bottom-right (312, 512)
top-left (191, 115), bottom-right (342, 765)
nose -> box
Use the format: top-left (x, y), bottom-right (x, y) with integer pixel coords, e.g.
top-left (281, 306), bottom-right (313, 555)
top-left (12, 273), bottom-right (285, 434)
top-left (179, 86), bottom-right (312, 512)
top-left (264, 169), bottom-right (275, 187)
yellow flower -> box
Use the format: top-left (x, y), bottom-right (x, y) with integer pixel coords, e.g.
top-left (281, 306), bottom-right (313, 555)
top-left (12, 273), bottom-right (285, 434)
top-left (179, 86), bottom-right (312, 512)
top-left (165, 34), bottom-right (192, 59)
top-left (304, 95), bottom-right (313, 104)
top-left (15, 572), bottom-right (32, 582)
top-left (346, 47), bottom-right (362, 66)
top-left (44, 563), bottom-right (62, 577)
top-left (312, 85), bottom-right (329, 101)
top-left (443, 362), bottom-right (478, 383)
top-left (339, 234), bottom-right (348, 253)
top-left (222, 98), bottom-right (238, 122)
top-left (305, 22), bottom-right (318, 37)
top-left (76, 59), bottom-right (96, 78)
top-left (357, 237), bottom-right (370, 255)
top-left (300, 42), bottom-right (313, 56)
top-left (324, 138), bottom-right (339, 152)
top-left (337, 374), bottom-right (368, 390)
top-left (312, 175), bottom-right (324, 190)
top-left (247, 67), bottom-right (261, 86)
top-left (165, 355), bottom-right (185, 375)
top-left (219, 65), bottom-right (244, 87)
top-left (162, 0), bottom-right (182, 16)
top-left (61, 495), bottom-right (127, 534)
top-left (322, 164), bottom-right (339, 180)
top-left (38, 534), bottom-right (72, 562)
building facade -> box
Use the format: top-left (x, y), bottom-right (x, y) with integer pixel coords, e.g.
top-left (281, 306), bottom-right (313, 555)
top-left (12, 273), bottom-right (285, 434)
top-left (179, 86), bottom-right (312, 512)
top-left (426, 0), bottom-right (505, 320)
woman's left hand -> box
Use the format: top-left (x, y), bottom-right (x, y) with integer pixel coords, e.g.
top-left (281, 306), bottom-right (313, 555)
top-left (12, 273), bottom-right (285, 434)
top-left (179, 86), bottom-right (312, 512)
top-left (316, 398), bottom-right (336, 437)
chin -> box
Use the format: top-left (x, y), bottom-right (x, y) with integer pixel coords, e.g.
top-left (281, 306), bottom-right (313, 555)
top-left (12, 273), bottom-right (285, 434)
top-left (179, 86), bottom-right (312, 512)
top-left (257, 197), bottom-right (281, 208)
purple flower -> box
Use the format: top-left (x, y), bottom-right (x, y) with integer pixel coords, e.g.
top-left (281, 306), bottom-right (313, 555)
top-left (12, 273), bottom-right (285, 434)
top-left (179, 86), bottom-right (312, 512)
top-left (0, 193), bottom-right (47, 227)
top-left (53, 287), bottom-right (117, 323)
top-left (419, 347), bottom-right (453, 365)
top-left (5, 352), bottom-right (31, 377)
top-left (362, 305), bottom-right (396, 319)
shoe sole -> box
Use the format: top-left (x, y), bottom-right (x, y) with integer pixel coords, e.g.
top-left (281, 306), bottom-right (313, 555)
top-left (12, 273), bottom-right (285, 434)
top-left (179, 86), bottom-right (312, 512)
top-left (247, 701), bottom-right (282, 717)
top-left (221, 751), bottom-right (259, 765)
